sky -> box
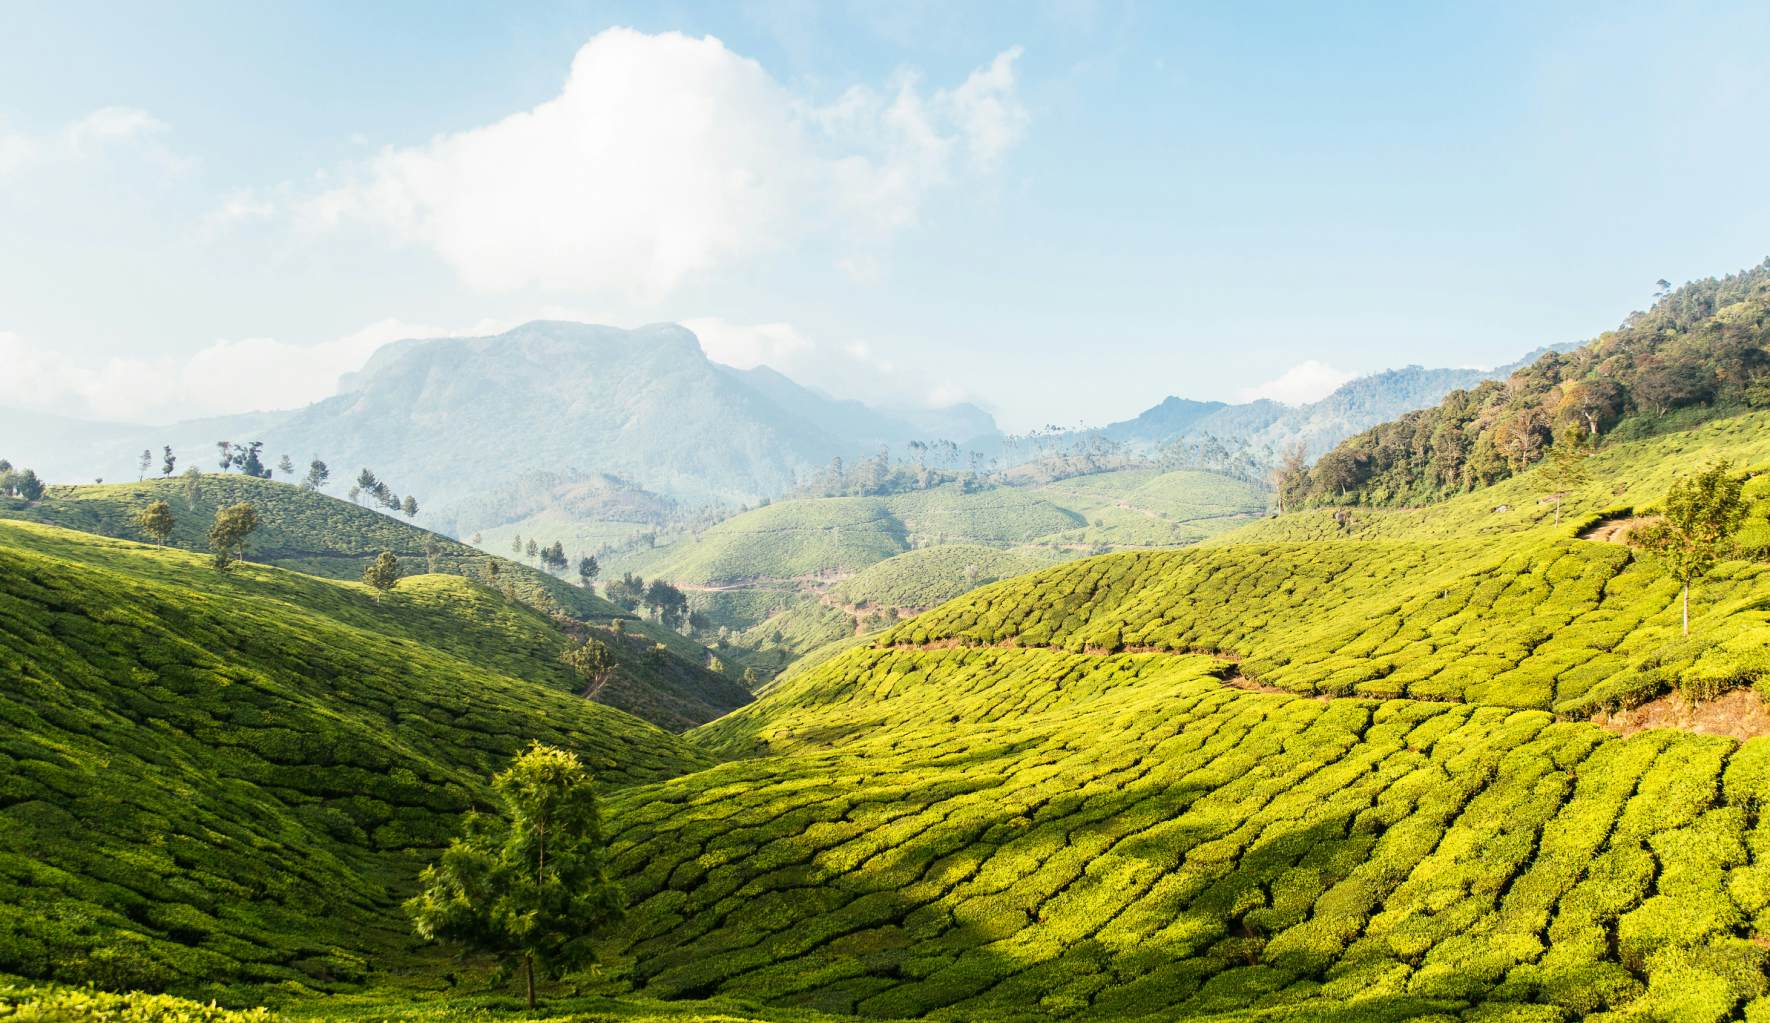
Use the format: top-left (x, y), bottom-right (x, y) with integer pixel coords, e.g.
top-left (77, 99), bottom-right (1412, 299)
top-left (3, 1), bottom-right (1769, 432)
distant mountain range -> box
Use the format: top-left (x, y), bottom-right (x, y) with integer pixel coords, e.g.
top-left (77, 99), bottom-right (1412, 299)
top-left (0, 322), bottom-right (1566, 526)
top-left (1098, 346), bottom-right (1575, 458)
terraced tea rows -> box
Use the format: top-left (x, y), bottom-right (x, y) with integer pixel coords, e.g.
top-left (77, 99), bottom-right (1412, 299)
top-left (0, 520), bottom-right (706, 996)
top-left (597, 644), bottom-right (1770, 1021)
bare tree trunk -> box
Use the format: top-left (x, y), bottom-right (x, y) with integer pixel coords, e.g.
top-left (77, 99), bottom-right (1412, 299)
top-left (525, 953), bottom-right (536, 1010)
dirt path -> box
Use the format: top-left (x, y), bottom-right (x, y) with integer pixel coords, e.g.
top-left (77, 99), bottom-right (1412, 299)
top-left (1579, 515), bottom-right (1653, 544)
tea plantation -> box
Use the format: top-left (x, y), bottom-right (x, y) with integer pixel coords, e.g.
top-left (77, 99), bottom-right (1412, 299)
top-left (15, 405), bottom-right (1770, 1022)
top-left (0, 519), bottom-right (708, 997)
top-left (0, 477), bottom-right (751, 731)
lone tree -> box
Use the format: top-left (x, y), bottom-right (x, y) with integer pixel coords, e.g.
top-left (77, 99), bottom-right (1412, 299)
top-left (561, 636), bottom-right (617, 698)
top-left (401, 495), bottom-right (419, 519)
top-left (216, 441), bottom-right (234, 472)
top-left (406, 743), bottom-right (624, 1010)
top-left (1628, 461), bottom-right (1747, 637)
top-left (277, 455), bottom-right (295, 477)
top-left (136, 500), bottom-right (176, 545)
top-left (303, 458), bottom-right (330, 492)
top-left (160, 446), bottom-right (176, 477)
top-left (363, 550), bottom-right (400, 596)
top-left (137, 449), bottom-right (152, 480)
top-left (577, 555), bottom-right (600, 589)
top-left (208, 503), bottom-right (259, 572)
top-left (1539, 425), bottom-right (1591, 526)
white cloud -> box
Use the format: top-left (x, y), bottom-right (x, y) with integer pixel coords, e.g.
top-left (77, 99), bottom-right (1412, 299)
top-left (306, 28), bottom-right (1026, 298)
top-left (679, 316), bottom-right (979, 409)
top-left (0, 319), bottom-right (464, 424)
top-left (679, 317), bottom-right (816, 370)
top-left (1237, 360), bottom-right (1358, 406)
top-left (0, 106), bottom-right (174, 176)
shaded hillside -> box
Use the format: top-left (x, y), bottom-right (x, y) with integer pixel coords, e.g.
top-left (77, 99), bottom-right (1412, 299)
top-left (1292, 259), bottom-right (1770, 506)
top-left (0, 475), bottom-right (751, 731)
top-left (0, 519), bottom-right (707, 995)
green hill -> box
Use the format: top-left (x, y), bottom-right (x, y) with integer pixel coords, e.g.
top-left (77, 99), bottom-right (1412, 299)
top-left (564, 406), bottom-right (1770, 1022)
top-left (583, 472), bottom-right (1268, 679)
top-left (20, 276), bottom-right (1770, 1021)
top-left (0, 475), bottom-right (751, 731)
top-left (0, 519), bottom-right (709, 998)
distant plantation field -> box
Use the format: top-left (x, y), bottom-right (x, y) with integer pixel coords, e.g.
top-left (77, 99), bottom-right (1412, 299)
top-left (580, 470), bottom-right (1270, 677)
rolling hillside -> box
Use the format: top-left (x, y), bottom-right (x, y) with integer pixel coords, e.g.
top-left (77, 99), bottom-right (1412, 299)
top-left (0, 475), bottom-right (751, 731)
top-left (568, 403), bottom-right (1770, 1023)
top-left (0, 519), bottom-right (709, 997)
top-left (15, 281), bottom-right (1770, 1022)
top-left (573, 470), bottom-right (1270, 678)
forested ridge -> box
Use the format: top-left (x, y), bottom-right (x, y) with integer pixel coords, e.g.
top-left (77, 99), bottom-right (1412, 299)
top-left (1288, 260), bottom-right (1770, 507)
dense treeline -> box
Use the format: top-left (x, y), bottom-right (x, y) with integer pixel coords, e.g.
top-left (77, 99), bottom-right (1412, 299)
top-left (1285, 260), bottom-right (1770, 507)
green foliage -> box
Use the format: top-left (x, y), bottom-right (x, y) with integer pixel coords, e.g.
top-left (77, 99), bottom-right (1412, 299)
top-left (136, 500), bottom-right (175, 545)
top-left (1630, 460), bottom-right (1748, 635)
top-left (207, 503), bottom-right (258, 572)
top-left (1298, 259), bottom-right (1770, 506)
top-left (362, 550), bottom-right (400, 594)
top-left (408, 745), bottom-right (623, 1009)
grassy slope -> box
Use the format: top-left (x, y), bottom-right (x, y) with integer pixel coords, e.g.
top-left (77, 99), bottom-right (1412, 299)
top-left (555, 409), bottom-right (1770, 1022)
top-left (0, 519), bottom-right (710, 998)
top-left (609, 471), bottom-right (1267, 676)
top-left (0, 477), bottom-right (751, 731)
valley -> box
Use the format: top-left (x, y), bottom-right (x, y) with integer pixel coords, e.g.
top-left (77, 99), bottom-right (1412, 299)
top-left (6, 263), bottom-right (1770, 1023)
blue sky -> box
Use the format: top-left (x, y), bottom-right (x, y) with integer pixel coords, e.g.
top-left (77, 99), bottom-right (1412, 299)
top-left (3, 1), bottom-right (1768, 430)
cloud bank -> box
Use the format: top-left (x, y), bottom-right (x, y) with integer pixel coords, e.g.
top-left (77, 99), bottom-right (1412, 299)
top-left (0, 320), bottom-right (461, 424)
top-left (1237, 360), bottom-right (1357, 406)
top-left (306, 28), bottom-right (1026, 298)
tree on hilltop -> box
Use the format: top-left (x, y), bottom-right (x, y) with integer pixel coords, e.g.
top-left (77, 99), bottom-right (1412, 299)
top-left (402, 495), bottom-right (419, 519)
top-left (160, 446), bottom-right (176, 477)
top-left (137, 449), bottom-right (151, 480)
top-left (207, 503), bottom-right (259, 572)
top-left (303, 458), bottom-right (330, 491)
top-left (1629, 460), bottom-right (1746, 637)
top-left (216, 441), bottom-right (234, 472)
top-left (236, 442), bottom-right (270, 479)
top-left (136, 500), bottom-right (175, 545)
top-left (577, 555), bottom-right (600, 589)
top-left (407, 743), bottom-right (623, 1010)
top-left (277, 454), bottom-right (294, 477)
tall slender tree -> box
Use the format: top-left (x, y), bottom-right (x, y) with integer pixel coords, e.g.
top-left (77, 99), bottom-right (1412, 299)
top-left (1628, 461), bottom-right (1747, 637)
top-left (407, 744), bottom-right (623, 1010)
